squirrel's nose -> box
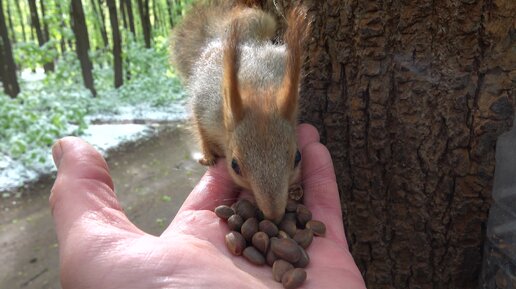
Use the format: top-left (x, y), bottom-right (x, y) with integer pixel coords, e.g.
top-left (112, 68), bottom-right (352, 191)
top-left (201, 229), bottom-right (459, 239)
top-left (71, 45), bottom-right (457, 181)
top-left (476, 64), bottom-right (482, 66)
top-left (262, 207), bottom-right (285, 224)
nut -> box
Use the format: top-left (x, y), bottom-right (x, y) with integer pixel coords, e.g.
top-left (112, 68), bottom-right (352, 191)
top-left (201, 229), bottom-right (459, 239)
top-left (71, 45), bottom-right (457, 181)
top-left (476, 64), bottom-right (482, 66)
top-left (225, 231), bottom-right (246, 256)
top-left (271, 237), bottom-right (301, 264)
top-left (243, 246), bottom-right (266, 265)
top-left (306, 220), bottom-right (326, 236)
top-left (281, 268), bottom-right (307, 289)
top-left (214, 205), bottom-right (234, 220)
top-left (241, 217), bottom-right (259, 241)
top-left (272, 259), bottom-right (294, 282)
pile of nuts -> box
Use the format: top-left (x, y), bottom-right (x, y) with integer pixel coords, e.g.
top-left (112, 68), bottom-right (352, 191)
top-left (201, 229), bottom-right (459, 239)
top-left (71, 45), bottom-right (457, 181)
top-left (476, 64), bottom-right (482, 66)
top-left (214, 197), bottom-right (326, 289)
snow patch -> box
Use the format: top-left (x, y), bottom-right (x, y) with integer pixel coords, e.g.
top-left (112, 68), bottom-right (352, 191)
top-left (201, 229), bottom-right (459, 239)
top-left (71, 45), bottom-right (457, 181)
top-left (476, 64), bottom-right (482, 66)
top-left (0, 124), bottom-right (157, 193)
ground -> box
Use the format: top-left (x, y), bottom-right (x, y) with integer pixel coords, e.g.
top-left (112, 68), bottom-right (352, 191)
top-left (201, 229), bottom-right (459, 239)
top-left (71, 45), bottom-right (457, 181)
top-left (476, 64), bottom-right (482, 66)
top-left (0, 123), bottom-right (206, 289)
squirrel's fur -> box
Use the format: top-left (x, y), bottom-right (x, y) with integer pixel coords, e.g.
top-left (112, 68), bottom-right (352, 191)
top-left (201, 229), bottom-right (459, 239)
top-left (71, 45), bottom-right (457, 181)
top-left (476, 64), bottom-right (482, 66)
top-left (171, 0), bottom-right (310, 222)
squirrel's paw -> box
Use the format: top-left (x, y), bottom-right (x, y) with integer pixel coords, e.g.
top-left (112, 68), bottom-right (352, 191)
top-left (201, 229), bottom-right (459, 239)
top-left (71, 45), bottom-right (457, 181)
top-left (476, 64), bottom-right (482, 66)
top-left (198, 155), bottom-right (217, 166)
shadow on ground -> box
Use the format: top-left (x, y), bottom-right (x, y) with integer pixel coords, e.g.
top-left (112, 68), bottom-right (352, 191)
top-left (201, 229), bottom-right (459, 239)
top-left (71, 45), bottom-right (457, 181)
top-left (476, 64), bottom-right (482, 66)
top-left (0, 123), bottom-right (206, 289)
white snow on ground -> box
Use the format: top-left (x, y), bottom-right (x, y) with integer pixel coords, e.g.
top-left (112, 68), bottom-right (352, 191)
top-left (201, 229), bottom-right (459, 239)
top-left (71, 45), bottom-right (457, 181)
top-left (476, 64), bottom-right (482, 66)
top-left (1, 69), bottom-right (190, 194)
top-left (1, 105), bottom-right (189, 194)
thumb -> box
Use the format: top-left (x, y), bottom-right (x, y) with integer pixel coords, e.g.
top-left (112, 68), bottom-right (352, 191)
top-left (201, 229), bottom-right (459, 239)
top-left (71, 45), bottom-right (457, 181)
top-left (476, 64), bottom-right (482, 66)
top-left (50, 137), bottom-right (143, 247)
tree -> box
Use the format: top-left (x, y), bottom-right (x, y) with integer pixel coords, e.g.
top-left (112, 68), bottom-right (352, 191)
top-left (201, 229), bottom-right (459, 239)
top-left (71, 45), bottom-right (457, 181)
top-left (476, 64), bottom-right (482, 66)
top-left (55, 0), bottom-right (68, 54)
top-left (71, 0), bottom-right (96, 97)
top-left (28, 0), bottom-right (54, 72)
top-left (165, 0), bottom-right (174, 28)
top-left (5, 0), bottom-right (16, 43)
top-left (0, 0), bottom-right (20, 97)
top-left (136, 0), bottom-right (151, 48)
top-left (106, 0), bottom-right (122, 87)
top-left (14, 0), bottom-right (26, 42)
top-left (90, 0), bottom-right (109, 48)
top-left (264, 1), bottom-right (515, 289)
top-left (124, 0), bottom-right (135, 35)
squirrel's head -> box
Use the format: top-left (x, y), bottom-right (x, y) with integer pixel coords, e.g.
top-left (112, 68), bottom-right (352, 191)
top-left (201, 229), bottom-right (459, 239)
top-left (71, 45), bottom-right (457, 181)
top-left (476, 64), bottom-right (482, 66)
top-left (222, 8), bottom-right (309, 222)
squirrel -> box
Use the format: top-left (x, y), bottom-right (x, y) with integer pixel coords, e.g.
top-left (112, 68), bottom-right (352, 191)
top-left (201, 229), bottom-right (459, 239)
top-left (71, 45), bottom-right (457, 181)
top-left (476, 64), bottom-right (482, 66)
top-left (170, 0), bottom-right (310, 222)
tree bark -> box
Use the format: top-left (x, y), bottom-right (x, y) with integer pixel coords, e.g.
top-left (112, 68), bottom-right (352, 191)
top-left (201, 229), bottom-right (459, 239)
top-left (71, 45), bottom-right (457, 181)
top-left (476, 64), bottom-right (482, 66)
top-left (124, 0), bottom-right (135, 36)
top-left (71, 0), bottom-right (96, 97)
top-left (136, 0), bottom-right (151, 48)
top-left (14, 0), bottom-right (26, 42)
top-left (265, 1), bottom-right (516, 289)
top-left (0, 0), bottom-right (20, 97)
top-left (106, 0), bottom-right (122, 88)
top-left (28, 0), bottom-right (54, 72)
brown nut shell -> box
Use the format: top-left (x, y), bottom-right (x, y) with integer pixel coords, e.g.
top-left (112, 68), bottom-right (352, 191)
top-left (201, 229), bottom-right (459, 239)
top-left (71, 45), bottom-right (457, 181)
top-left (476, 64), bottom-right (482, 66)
top-left (214, 205), bottom-right (234, 220)
top-left (227, 214), bottom-right (244, 231)
top-left (241, 217), bottom-right (259, 241)
top-left (251, 231), bottom-right (269, 254)
top-left (242, 246), bottom-right (265, 265)
top-left (281, 268), bottom-right (307, 289)
top-left (271, 237), bottom-right (301, 263)
top-left (293, 229), bottom-right (313, 248)
top-left (272, 259), bottom-right (294, 282)
top-left (225, 231), bottom-right (246, 256)
top-left (306, 220), bottom-right (326, 236)
top-left (259, 220), bottom-right (279, 237)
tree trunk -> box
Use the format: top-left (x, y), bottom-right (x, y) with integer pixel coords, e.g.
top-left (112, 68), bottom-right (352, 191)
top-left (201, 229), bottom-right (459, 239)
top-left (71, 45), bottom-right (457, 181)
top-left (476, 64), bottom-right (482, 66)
top-left (265, 1), bottom-right (516, 289)
top-left (136, 0), bottom-right (151, 48)
top-left (106, 0), bottom-right (122, 88)
top-left (119, 0), bottom-right (128, 31)
top-left (124, 0), bottom-right (135, 36)
top-left (90, 0), bottom-right (109, 48)
top-left (6, 0), bottom-right (16, 44)
top-left (28, 0), bottom-right (54, 72)
top-left (40, 0), bottom-right (49, 43)
top-left (55, 0), bottom-right (67, 54)
top-left (0, 0), bottom-right (20, 97)
top-left (165, 0), bottom-right (174, 28)
top-left (71, 0), bottom-right (96, 97)
top-left (14, 0), bottom-right (26, 42)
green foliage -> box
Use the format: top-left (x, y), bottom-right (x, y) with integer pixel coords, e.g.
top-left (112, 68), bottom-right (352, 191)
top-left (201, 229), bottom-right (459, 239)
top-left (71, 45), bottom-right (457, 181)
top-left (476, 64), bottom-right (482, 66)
top-left (1, 40), bottom-right (185, 166)
top-left (0, 83), bottom-right (90, 165)
top-left (13, 40), bottom-right (59, 70)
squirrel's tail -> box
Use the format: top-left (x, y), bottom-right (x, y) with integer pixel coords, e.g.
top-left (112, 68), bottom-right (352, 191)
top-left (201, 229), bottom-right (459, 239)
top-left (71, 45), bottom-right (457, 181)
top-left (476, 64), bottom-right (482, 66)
top-left (170, 0), bottom-right (277, 81)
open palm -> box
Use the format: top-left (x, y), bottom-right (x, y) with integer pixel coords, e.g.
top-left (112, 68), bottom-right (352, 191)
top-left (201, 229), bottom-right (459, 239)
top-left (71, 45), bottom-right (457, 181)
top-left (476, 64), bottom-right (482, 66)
top-left (50, 124), bottom-right (366, 289)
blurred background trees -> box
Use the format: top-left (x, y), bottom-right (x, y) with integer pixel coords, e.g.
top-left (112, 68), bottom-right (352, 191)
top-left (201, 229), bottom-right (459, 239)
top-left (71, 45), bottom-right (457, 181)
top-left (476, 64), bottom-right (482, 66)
top-left (0, 0), bottom-right (191, 98)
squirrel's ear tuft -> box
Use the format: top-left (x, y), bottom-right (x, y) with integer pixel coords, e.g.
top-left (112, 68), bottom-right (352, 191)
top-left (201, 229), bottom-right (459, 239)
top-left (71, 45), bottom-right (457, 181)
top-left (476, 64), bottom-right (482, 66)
top-left (277, 6), bottom-right (310, 123)
top-left (223, 22), bottom-right (244, 126)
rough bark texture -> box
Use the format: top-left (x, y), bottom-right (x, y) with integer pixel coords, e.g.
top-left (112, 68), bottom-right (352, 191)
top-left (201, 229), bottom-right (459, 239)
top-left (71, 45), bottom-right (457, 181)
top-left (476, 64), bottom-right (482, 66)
top-left (0, 0), bottom-right (20, 97)
top-left (71, 0), bottom-right (97, 97)
top-left (264, 1), bottom-right (516, 288)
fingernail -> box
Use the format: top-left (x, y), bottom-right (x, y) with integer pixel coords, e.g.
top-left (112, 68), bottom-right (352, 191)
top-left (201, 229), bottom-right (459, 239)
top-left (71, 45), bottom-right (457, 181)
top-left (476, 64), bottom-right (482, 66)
top-left (52, 140), bottom-right (63, 168)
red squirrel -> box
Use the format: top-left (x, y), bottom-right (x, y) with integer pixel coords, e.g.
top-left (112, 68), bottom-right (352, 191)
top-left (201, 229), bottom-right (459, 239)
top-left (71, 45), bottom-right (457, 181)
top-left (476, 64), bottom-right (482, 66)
top-left (171, 0), bottom-right (310, 222)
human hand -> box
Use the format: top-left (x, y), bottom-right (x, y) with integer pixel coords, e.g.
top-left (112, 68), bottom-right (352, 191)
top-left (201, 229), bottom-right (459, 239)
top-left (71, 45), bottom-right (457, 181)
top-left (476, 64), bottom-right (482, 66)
top-left (50, 124), bottom-right (366, 289)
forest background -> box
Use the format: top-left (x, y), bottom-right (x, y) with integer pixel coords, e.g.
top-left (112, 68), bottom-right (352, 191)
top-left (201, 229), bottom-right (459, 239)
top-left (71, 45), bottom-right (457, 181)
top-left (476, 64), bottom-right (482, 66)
top-left (0, 0), bottom-right (193, 192)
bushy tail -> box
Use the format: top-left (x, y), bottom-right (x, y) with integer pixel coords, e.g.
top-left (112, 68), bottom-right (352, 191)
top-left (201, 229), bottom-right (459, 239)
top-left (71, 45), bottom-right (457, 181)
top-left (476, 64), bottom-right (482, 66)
top-left (170, 0), bottom-right (277, 81)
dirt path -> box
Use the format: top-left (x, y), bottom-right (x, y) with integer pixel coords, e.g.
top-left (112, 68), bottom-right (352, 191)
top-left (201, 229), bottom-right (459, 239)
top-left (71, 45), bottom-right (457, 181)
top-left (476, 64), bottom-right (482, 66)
top-left (0, 124), bottom-right (206, 289)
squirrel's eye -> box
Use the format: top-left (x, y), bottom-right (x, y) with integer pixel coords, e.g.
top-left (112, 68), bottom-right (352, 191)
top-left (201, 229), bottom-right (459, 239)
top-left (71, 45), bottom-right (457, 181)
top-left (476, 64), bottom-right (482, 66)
top-left (231, 159), bottom-right (241, 175)
top-left (294, 150), bottom-right (301, 168)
